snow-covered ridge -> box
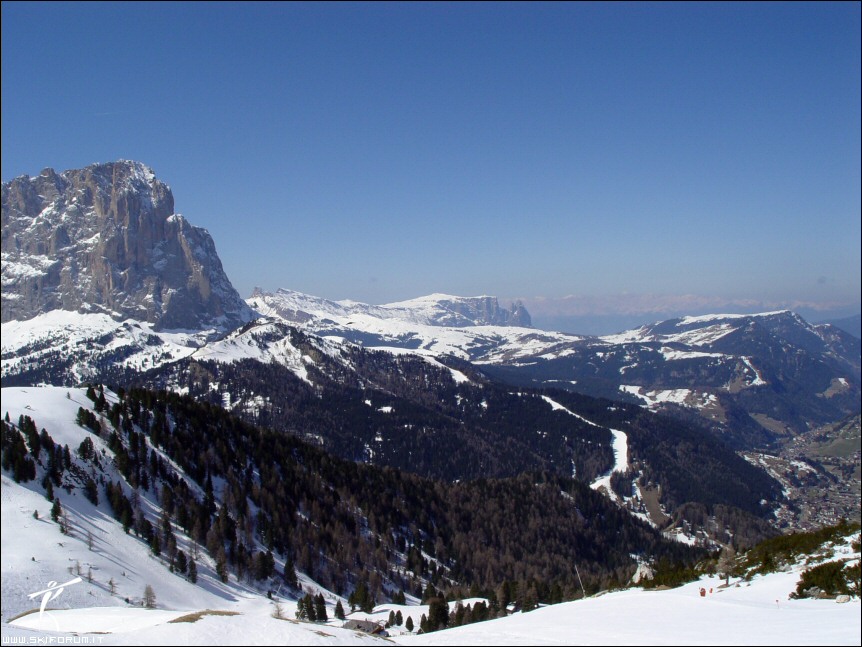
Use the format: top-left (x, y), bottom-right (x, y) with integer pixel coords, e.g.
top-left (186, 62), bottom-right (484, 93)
top-left (249, 288), bottom-right (532, 329)
top-left (676, 310), bottom-right (792, 325)
top-left (1, 310), bottom-right (211, 382)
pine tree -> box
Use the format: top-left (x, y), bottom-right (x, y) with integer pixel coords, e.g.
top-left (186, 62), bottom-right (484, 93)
top-left (348, 580), bottom-right (374, 613)
top-left (307, 594), bottom-right (318, 621)
top-left (176, 550), bottom-right (188, 574)
top-left (428, 597), bottom-right (449, 631)
top-left (295, 596), bottom-right (307, 620)
top-left (314, 593), bottom-right (327, 622)
top-left (216, 548), bottom-right (228, 583)
top-left (84, 477), bottom-right (99, 505)
top-left (405, 615), bottom-right (414, 632)
top-left (334, 600), bottom-right (345, 620)
top-left (188, 559), bottom-right (198, 584)
top-left (283, 557), bottom-right (298, 588)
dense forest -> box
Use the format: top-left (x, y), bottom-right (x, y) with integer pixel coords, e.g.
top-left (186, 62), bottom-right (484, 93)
top-left (132, 344), bottom-right (617, 484)
top-left (114, 331), bottom-right (782, 541)
top-left (1, 384), bottom-right (699, 608)
top-left (5, 321), bottom-right (784, 549)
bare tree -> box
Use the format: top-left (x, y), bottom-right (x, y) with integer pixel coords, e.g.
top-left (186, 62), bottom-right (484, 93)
top-left (60, 508), bottom-right (72, 536)
top-left (143, 584), bottom-right (156, 609)
top-left (717, 545), bottom-right (737, 586)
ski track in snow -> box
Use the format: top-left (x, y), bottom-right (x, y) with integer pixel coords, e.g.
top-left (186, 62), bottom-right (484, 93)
top-left (538, 395), bottom-right (629, 496)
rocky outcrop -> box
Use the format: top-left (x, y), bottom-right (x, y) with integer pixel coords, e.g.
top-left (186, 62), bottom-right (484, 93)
top-left (2, 160), bottom-right (252, 331)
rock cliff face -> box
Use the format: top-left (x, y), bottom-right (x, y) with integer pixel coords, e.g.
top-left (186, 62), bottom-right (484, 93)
top-left (2, 160), bottom-right (252, 331)
top-left (419, 294), bottom-right (532, 327)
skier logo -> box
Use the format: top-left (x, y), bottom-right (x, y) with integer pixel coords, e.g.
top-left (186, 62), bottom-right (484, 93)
top-left (28, 577), bottom-right (82, 621)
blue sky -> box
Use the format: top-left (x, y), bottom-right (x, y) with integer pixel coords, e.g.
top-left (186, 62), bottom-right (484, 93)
top-left (2, 2), bottom-right (860, 327)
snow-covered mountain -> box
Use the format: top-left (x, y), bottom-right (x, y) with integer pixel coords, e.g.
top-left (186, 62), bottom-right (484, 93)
top-left (0, 160), bottom-right (855, 542)
top-left (2, 385), bottom-right (858, 646)
top-left (245, 290), bottom-right (861, 446)
top-left (2, 160), bottom-right (253, 332)
top-left (250, 288), bottom-right (532, 328)
top-left (3, 161), bottom-right (856, 447)
top-left (2, 160), bottom-right (859, 645)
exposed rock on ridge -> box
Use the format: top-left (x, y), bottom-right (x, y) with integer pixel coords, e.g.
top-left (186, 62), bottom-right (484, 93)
top-left (2, 160), bottom-right (252, 331)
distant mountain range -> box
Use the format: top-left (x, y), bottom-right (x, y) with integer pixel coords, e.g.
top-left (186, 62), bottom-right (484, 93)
top-left (818, 314), bottom-right (862, 339)
top-left (248, 289), bottom-right (861, 448)
top-left (2, 160), bottom-right (859, 542)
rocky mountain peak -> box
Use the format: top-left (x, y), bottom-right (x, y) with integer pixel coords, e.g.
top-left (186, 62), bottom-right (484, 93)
top-left (2, 160), bottom-right (252, 331)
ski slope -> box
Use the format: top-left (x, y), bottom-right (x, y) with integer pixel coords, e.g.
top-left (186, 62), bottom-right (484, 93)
top-left (1, 386), bottom-right (859, 646)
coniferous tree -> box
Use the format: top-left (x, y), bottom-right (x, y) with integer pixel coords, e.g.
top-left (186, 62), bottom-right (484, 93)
top-left (216, 548), bottom-right (229, 583)
top-left (348, 580), bottom-right (374, 613)
top-left (334, 600), bottom-right (345, 620)
top-left (314, 593), bottom-right (327, 622)
top-left (295, 596), bottom-right (308, 620)
top-left (303, 594), bottom-right (317, 621)
top-left (283, 557), bottom-right (298, 588)
top-left (84, 477), bottom-right (99, 505)
top-left (51, 498), bottom-right (62, 523)
top-left (428, 597), bottom-right (449, 631)
top-left (176, 550), bottom-right (188, 575)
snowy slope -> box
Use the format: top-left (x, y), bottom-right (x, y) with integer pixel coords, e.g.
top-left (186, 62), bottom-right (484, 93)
top-left (4, 550), bottom-right (859, 645)
top-left (247, 288), bottom-right (581, 362)
top-left (0, 386), bottom-right (248, 620)
top-left (1, 311), bottom-right (213, 383)
top-left (2, 386), bottom-right (859, 646)
top-left (0, 385), bottom-right (387, 645)
top-left (393, 571), bottom-right (860, 646)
